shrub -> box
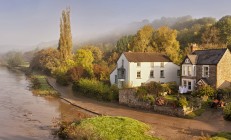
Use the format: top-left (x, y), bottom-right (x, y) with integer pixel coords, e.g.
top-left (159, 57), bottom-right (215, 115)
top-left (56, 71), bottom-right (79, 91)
top-left (72, 78), bottom-right (118, 101)
top-left (136, 86), bottom-right (148, 98)
top-left (178, 96), bottom-right (188, 107)
top-left (194, 85), bottom-right (216, 97)
top-left (159, 82), bottom-right (179, 95)
top-left (56, 72), bottom-right (69, 86)
top-left (219, 88), bottom-right (231, 99)
top-left (224, 102), bottom-right (231, 121)
top-left (146, 82), bottom-right (164, 95)
top-left (66, 66), bottom-right (88, 82)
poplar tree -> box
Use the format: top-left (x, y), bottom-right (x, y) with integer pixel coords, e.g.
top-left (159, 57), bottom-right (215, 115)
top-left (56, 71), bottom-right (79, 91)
top-left (58, 8), bottom-right (73, 61)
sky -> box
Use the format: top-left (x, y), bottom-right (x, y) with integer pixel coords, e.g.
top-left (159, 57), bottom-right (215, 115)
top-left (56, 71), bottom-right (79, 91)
top-left (1, 0), bottom-right (231, 49)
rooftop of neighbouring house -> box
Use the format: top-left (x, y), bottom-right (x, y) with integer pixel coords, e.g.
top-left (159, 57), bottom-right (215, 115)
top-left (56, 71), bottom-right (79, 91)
top-left (188, 48), bottom-right (227, 65)
top-left (123, 52), bottom-right (172, 62)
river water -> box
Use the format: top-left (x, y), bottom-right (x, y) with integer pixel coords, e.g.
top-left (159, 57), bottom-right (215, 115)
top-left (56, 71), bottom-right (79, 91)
top-left (0, 67), bottom-right (91, 140)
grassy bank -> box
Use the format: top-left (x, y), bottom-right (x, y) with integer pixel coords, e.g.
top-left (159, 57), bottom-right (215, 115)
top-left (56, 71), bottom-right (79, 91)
top-left (57, 116), bottom-right (160, 140)
top-left (30, 74), bottom-right (59, 96)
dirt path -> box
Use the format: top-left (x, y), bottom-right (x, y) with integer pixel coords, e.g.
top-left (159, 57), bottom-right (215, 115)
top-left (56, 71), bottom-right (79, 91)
top-left (47, 77), bottom-right (231, 140)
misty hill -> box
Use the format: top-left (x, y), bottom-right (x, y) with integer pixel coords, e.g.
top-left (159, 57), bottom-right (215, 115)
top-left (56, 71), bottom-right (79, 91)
top-left (79, 15), bottom-right (216, 46)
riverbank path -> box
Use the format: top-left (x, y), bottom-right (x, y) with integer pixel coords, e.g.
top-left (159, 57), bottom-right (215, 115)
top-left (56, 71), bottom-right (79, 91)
top-left (47, 77), bottom-right (231, 140)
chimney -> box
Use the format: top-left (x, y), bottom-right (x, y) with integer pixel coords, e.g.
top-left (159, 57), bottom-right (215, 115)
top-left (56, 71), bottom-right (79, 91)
top-left (191, 43), bottom-right (198, 53)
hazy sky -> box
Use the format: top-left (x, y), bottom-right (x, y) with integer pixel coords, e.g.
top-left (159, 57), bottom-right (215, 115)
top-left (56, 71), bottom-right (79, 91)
top-left (1, 0), bottom-right (231, 47)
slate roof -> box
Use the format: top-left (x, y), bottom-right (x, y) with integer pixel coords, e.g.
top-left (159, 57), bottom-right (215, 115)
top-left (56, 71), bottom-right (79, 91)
top-left (191, 48), bottom-right (227, 65)
top-left (123, 52), bottom-right (172, 62)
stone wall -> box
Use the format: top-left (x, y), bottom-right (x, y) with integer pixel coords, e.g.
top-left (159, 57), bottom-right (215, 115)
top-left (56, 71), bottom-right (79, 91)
top-left (217, 49), bottom-right (231, 88)
top-left (119, 88), bottom-right (152, 109)
top-left (196, 65), bottom-right (217, 88)
top-left (119, 88), bottom-right (186, 117)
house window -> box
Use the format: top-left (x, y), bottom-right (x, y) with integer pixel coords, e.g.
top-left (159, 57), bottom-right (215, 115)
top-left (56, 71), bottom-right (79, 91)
top-left (137, 71), bottom-right (141, 78)
top-left (115, 75), bottom-right (117, 84)
top-left (150, 70), bottom-right (154, 78)
top-left (177, 70), bottom-right (180, 77)
top-left (182, 66), bottom-right (186, 76)
top-left (150, 62), bottom-right (154, 68)
top-left (188, 81), bottom-right (192, 90)
top-left (194, 66), bottom-right (196, 76)
top-left (160, 62), bottom-right (164, 67)
top-left (202, 65), bottom-right (209, 77)
top-left (183, 80), bottom-right (187, 87)
top-left (188, 66), bottom-right (192, 76)
top-left (122, 59), bottom-right (124, 67)
top-left (160, 70), bottom-right (164, 78)
top-left (137, 62), bottom-right (141, 67)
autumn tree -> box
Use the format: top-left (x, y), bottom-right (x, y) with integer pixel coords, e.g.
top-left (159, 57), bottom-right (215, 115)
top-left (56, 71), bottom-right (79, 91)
top-left (132, 25), bottom-right (154, 52)
top-left (201, 25), bottom-right (220, 44)
top-left (152, 26), bottom-right (181, 64)
top-left (216, 15), bottom-right (231, 45)
top-left (74, 49), bottom-right (94, 76)
top-left (58, 8), bottom-right (73, 61)
top-left (82, 46), bottom-right (103, 63)
top-left (30, 48), bottom-right (61, 74)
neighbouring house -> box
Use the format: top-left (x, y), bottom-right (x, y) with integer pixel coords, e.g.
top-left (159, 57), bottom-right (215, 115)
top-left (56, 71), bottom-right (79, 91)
top-left (110, 52), bottom-right (180, 88)
top-left (181, 46), bottom-right (231, 91)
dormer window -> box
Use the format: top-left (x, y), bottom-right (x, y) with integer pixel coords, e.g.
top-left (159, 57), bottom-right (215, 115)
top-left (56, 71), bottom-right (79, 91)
top-left (185, 58), bottom-right (190, 63)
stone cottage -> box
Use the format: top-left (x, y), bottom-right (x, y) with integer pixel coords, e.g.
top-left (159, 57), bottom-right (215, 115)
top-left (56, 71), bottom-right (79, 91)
top-left (181, 47), bottom-right (231, 91)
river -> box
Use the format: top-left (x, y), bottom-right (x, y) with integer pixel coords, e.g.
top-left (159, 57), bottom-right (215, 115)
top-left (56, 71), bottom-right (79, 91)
top-left (0, 67), bottom-right (92, 140)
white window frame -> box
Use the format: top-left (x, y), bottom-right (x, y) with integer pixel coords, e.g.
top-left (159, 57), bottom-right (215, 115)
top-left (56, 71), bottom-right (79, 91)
top-left (150, 70), bottom-right (154, 78)
top-left (137, 71), bottom-right (141, 79)
top-left (188, 66), bottom-right (192, 76)
top-left (160, 70), bottom-right (164, 78)
top-left (202, 65), bottom-right (209, 77)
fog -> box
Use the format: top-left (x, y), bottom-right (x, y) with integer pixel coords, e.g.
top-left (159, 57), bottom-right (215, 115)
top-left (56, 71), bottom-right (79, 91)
top-left (1, 0), bottom-right (231, 53)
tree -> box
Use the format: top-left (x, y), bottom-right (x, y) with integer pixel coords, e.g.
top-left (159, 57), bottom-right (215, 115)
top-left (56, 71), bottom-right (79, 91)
top-left (216, 15), bottom-right (231, 45)
top-left (93, 64), bottom-right (110, 81)
top-left (58, 7), bottom-right (73, 61)
top-left (74, 49), bottom-right (94, 75)
top-left (116, 35), bottom-right (134, 54)
top-left (5, 51), bottom-right (25, 67)
top-left (30, 48), bottom-right (61, 74)
top-left (132, 25), bottom-right (154, 52)
top-left (152, 26), bottom-right (181, 64)
top-left (201, 25), bottom-right (220, 44)
top-left (82, 46), bottom-right (103, 63)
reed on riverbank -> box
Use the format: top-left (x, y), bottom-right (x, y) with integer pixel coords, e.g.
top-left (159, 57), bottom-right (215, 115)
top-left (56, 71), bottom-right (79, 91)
top-left (30, 74), bottom-right (59, 96)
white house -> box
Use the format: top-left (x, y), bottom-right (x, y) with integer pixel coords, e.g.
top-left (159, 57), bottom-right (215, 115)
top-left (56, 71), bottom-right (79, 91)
top-left (110, 52), bottom-right (180, 88)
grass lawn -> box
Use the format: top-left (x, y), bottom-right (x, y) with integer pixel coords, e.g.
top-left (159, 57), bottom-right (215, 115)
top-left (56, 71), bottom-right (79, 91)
top-left (31, 74), bottom-right (59, 96)
top-left (58, 116), bottom-right (160, 140)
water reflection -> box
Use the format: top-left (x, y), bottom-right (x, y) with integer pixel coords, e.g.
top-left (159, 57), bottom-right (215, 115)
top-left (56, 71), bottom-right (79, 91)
top-left (0, 67), bottom-right (92, 140)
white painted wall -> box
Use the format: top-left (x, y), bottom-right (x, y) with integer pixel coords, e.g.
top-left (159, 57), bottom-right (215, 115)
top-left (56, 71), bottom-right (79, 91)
top-left (128, 62), bottom-right (180, 87)
top-left (110, 68), bottom-right (117, 85)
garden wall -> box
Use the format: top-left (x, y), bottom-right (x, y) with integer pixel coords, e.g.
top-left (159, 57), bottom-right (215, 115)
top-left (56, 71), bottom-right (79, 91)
top-left (119, 88), bottom-right (185, 117)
